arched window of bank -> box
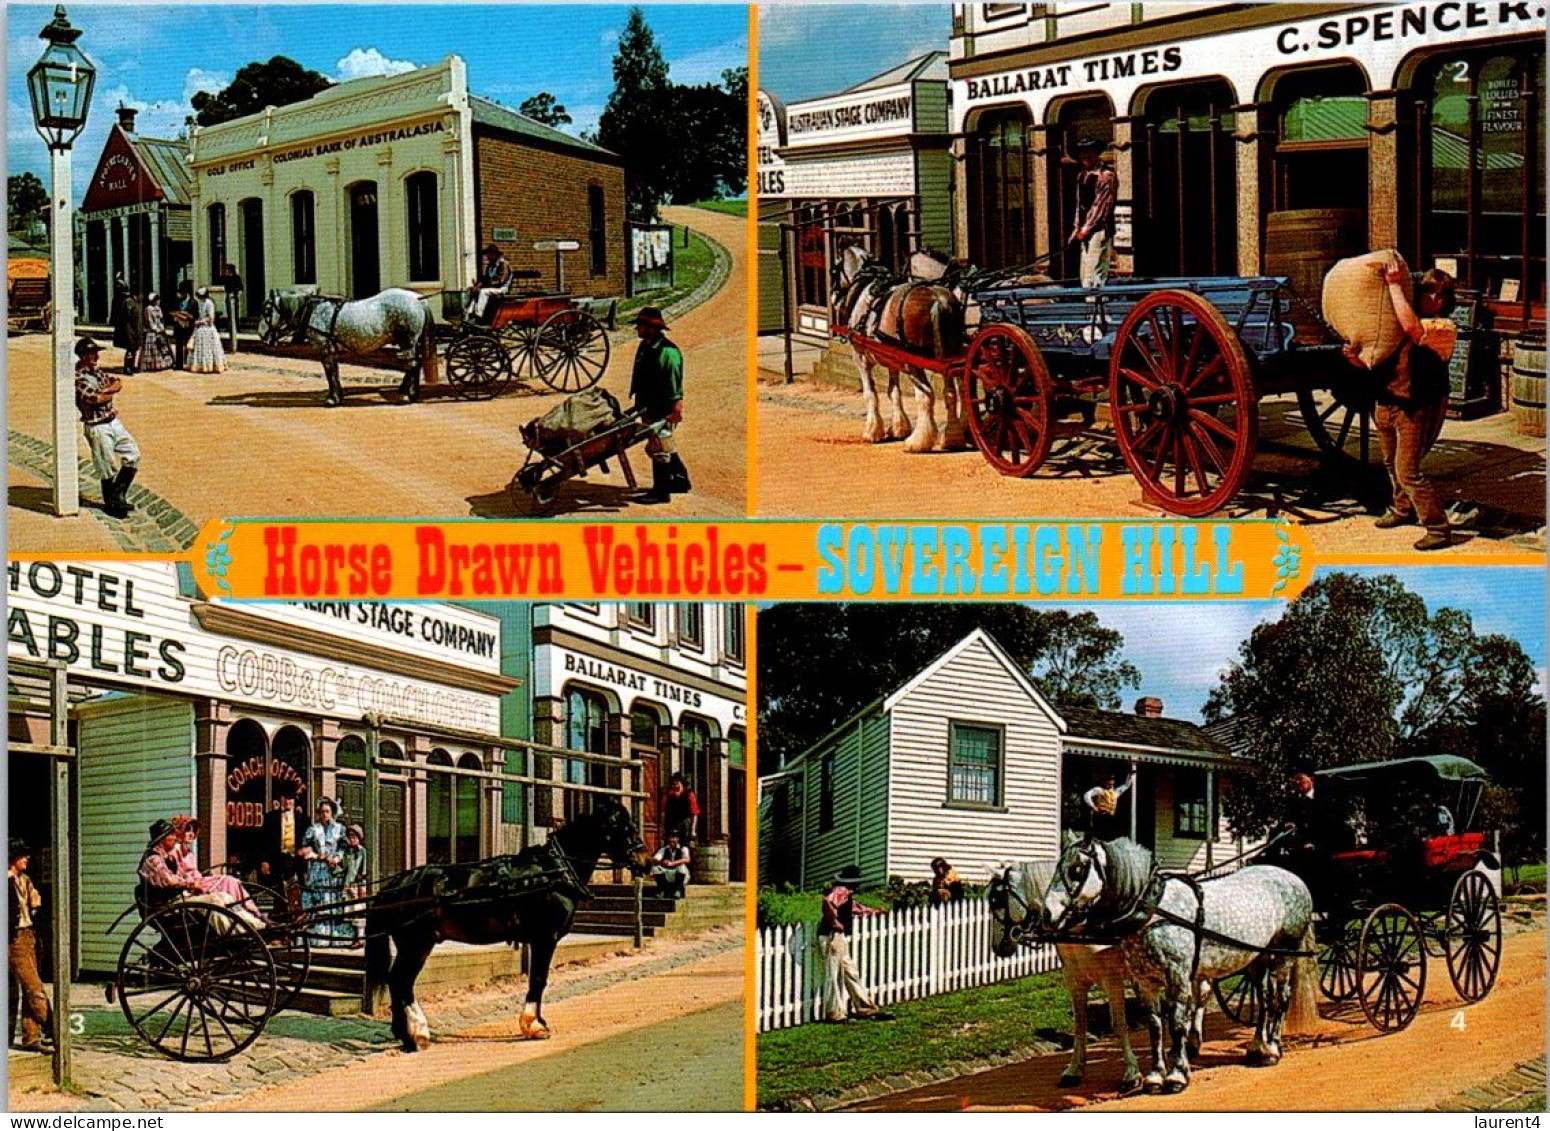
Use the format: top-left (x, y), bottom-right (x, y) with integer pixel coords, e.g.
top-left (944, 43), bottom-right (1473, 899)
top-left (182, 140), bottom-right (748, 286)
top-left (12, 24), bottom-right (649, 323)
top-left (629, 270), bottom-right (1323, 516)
top-left (347, 180), bottom-right (381, 299)
top-left (238, 197), bottom-right (266, 319)
top-left (1132, 78), bottom-right (1236, 277)
top-left (1408, 44), bottom-right (1544, 309)
top-left (967, 105), bottom-right (1034, 271)
top-left (405, 172), bottom-right (439, 282)
top-left (206, 203), bottom-right (227, 281)
top-left (291, 190), bottom-right (317, 285)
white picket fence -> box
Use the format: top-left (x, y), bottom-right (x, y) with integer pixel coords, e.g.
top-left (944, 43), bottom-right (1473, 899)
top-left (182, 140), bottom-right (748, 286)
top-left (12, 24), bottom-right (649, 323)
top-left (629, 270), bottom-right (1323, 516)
top-left (756, 897), bottom-right (1061, 1032)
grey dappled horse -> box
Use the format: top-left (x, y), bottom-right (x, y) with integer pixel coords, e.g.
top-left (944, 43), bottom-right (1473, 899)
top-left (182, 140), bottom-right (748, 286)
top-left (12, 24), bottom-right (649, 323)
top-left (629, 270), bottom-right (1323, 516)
top-left (258, 287), bottom-right (432, 406)
top-left (831, 245), bottom-right (967, 453)
top-left (1041, 837), bottom-right (1317, 1094)
top-left (988, 859), bottom-right (1141, 1093)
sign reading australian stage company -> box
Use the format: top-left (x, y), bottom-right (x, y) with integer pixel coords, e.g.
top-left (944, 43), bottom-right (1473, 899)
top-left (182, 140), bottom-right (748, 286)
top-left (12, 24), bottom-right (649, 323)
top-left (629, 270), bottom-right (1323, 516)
top-left (6, 561), bottom-right (500, 734)
top-left (786, 84), bottom-right (915, 146)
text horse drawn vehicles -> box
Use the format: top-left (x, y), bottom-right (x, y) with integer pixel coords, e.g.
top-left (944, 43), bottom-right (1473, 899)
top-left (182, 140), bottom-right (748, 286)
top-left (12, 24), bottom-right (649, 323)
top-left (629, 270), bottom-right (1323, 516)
top-left (1216, 754), bottom-right (1503, 1035)
top-left (836, 257), bottom-right (1372, 517)
top-left (108, 802), bottom-right (648, 1062)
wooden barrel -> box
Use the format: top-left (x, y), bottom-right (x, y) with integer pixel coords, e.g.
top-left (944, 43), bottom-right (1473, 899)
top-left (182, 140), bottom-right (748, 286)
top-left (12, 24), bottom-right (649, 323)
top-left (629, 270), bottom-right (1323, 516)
top-left (1264, 209), bottom-right (1366, 333)
top-left (1511, 335), bottom-right (1546, 437)
top-left (691, 842), bottom-right (730, 885)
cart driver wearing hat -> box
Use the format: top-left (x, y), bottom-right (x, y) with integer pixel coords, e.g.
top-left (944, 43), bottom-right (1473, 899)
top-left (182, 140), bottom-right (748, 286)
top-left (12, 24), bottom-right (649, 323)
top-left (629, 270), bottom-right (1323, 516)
top-left (630, 307), bottom-right (691, 505)
top-left (1069, 136), bottom-right (1118, 289)
top-left (9, 839), bottom-right (53, 1052)
top-left (466, 243), bottom-right (513, 325)
top-left (74, 336), bottom-right (141, 519)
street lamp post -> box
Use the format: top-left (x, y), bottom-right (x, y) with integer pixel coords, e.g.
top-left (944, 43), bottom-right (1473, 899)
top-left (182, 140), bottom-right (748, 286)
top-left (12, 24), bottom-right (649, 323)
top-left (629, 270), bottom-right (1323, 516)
top-left (27, 5), bottom-right (96, 518)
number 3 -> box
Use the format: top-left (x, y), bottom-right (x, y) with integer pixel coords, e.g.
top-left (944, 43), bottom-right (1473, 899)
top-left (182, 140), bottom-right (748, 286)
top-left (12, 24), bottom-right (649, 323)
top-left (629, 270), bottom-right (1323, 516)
top-left (69, 1011), bottom-right (85, 1035)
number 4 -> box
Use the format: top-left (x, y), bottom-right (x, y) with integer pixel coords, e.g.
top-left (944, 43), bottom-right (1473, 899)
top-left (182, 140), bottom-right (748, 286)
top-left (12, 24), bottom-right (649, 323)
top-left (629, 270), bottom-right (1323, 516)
top-left (1451, 1010), bottom-right (1467, 1032)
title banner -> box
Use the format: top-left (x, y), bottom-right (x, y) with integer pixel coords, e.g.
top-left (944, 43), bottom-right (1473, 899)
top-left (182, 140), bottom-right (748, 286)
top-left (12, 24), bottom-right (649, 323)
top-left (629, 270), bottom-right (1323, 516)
top-left (190, 519), bottom-right (1312, 602)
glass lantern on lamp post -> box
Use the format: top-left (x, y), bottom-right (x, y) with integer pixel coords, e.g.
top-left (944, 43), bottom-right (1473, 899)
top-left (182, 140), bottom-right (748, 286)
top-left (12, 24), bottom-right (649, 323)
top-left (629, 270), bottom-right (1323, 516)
top-left (28, 4), bottom-right (96, 517)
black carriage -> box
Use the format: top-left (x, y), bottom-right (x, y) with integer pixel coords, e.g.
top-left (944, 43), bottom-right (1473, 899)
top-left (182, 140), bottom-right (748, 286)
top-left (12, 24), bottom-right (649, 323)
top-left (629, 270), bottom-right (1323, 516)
top-left (438, 282), bottom-right (612, 400)
top-left (1216, 755), bottom-right (1503, 1034)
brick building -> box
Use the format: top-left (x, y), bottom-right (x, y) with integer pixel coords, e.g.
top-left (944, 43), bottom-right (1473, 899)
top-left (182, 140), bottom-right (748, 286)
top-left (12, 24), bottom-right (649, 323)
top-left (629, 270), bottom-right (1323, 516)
top-left (189, 56), bottom-right (625, 319)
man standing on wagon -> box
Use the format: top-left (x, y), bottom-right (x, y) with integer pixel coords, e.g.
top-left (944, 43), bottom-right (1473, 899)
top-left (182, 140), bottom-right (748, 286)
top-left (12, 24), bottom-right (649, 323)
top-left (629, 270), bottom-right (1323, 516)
top-left (1069, 136), bottom-right (1118, 289)
top-left (630, 306), bottom-right (690, 505)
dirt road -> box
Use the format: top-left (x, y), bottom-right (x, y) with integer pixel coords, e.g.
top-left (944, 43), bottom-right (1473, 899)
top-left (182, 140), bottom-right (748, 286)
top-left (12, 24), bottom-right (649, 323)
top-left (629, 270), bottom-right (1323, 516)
top-left (7, 205), bottom-right (746, 552)
top-left (205, 933), bottom-right (745, 1113)
top-left (757, 380), bottom-right (1544, 557)
top-left (848, 924), bottom-right (1546, 1112)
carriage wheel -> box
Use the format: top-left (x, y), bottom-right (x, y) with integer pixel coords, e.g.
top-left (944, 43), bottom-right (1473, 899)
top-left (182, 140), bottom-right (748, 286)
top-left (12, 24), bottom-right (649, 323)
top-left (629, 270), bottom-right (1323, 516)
top-left (1296, 383), bottom-right (1378, 464)
top-left (1445, 870), bottom-right (1501, 1003)
top-left (1318, 931), bottom-right (1360, 1002)
top-left (1109, 290), bottom-right (1258, 516)
top-left (962, 323), bottom-right (1055, 477)
top-left (116, 903), bottom-right (276, 1061)
top-left (500, 323), bottom-right (545, 384)
top-left (1356, 903), bottom-right (1426, 1033)
top-left (445, 334), bottom-right (509, 399)
top-left (247, 884), bottom-right (311, 1014)
top-left (535, 309), bottom-right (610, 393)
top-left (1213, 967), bottom-right (1263, 1028)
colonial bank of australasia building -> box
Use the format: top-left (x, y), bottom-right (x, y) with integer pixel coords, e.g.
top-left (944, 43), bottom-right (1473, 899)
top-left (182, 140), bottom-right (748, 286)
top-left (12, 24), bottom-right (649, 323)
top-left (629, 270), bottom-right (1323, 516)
top-left (7, 561), bottom-right (746, 976)
top-left (188, 56), bottom-right (626, 319)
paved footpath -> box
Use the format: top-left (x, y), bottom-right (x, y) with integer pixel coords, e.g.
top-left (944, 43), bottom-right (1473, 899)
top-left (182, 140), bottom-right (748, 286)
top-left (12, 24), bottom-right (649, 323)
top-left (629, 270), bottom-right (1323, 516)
top-left (8, 204), bottom-right (747, 553)
top-left (9, 925), bottom-right (743, 1113)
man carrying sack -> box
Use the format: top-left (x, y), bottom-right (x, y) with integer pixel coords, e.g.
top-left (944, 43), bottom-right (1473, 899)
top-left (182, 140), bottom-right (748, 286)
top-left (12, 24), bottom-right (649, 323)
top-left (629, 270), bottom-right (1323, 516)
top-left (630, 307), bottom-right (691, 505)
top-left (9, 840), bottom-right (54, 1052)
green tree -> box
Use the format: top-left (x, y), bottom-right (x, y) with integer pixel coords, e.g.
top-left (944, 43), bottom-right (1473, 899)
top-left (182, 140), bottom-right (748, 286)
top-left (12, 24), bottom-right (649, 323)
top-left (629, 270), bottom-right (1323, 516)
top-left (757, 605), bottom-right (1140, 774)
top-left (519, 92), bottom-right (572, 127)
top-left (8, 172), bottom-right (47, 231)
top-left (192, 57), bottom-right (333, 127)
top-left (1204, 571), bottom-right (1546, 843)
top-left (595, 8), bottom-right (674, 220)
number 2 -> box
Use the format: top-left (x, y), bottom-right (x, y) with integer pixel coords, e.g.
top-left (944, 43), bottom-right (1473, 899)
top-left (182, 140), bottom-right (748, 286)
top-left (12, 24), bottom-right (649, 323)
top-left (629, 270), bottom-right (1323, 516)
top-left (1449, 60), bottom-right (1471, 85)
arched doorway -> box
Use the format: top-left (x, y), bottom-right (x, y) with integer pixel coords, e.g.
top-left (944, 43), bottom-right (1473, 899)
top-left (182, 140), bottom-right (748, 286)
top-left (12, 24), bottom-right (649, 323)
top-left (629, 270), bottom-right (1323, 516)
top-left (631, 703), bottom-right (668, 850)
top-left (966, 105), bottom-right (1035, 271)
top-left (347, 181), bottom-right (380, 298)
top-left (427, 749), bottom-right (482, 864)
top-left (223, 718), bottom-right (311, 871)
top-left (1046, 95), bottom-right (1114, 281)
top-left (272, 725), bottom-right (312, 813)
top-left (680, 716), bottom-right (714, 847)
top-left (1264, 63), bottom-right (1370, 213)
top-left (456, 753), bottom-right (482, 863)
top-left (427, 749), bottom-right (453, 864)
top-left (377, 740), bottom-right (407, 876)
top-left (238, 197), bottom-right (265, 319)
top-left (1132, 78), bottom-right (1238, 277)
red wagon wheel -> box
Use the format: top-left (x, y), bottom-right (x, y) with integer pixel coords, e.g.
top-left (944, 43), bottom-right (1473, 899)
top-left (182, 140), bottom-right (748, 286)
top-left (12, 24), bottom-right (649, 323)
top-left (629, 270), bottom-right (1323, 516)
top-left (1108, 289), bottom-right (1257, 516)
top-left (500, 323), bottom-right (545, 383)
top-left (535, 309), bottom-right (610, 394)
top-left (962, 323), bottom-right (1055, 477)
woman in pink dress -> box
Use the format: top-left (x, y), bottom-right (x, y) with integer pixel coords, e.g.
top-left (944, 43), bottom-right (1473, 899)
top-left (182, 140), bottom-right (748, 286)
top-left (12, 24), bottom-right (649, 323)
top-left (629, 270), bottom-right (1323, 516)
top-left (173, 816), bottom-right (264, 919)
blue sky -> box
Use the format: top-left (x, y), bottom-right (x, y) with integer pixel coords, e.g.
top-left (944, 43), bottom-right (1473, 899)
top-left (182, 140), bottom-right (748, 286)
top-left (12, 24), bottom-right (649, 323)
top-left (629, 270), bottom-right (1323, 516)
top-left (1064, 566), bottom-right (1547, 723)
top-left (8, 3), bottom-right (747, 200)
top-left (759, 4), bottom-right (949, 103)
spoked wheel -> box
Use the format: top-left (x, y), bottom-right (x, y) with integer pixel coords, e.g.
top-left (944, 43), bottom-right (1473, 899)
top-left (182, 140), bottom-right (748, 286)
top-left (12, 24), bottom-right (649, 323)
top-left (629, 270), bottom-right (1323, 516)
top-left (510, 466), bottom-right (559, 509)
top-left (535, 309), bottom-right (610, 393)
top-left (1109, 289), bottom-right (1258, 516)
top-left (500, 323), bottom-right (545, 383)
top-left (1213, 967), bottom-right (1263, 1027)
top-left (116, 902), bottom-right (277, 1061)
top-left (445, 333), bottom-right (510, 399)
top-left (246, 884), bottom-right (311, 1014)
top-left (1318, 931), bottom-right (1360, 1002)
top-left (962, 323), bottom-right (1055, 477)
top-left (1445, 869), bottom-right (1501, 1003)
top-left (1296, 383), bottom-right (1378, 464)
top-left (1356, 903), bottom-right (1426, 1033)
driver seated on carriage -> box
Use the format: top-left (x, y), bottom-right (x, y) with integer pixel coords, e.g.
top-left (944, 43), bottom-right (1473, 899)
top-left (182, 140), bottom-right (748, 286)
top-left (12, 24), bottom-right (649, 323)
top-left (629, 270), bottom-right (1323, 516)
top-left (137, 819), bottom-right (266, 930)
top-left (465, 243), bottom-right (513, 325)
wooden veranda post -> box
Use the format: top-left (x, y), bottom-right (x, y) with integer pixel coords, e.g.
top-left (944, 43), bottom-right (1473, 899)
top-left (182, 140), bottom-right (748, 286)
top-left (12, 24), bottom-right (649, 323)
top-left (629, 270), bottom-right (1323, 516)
top-left (48, 663), bottom-right (72, 1087)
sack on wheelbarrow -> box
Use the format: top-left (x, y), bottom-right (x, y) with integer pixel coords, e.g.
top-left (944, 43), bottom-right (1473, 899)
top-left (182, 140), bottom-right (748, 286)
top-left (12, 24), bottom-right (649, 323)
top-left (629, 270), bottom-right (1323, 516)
top-left (521, 388), bottom-right (625, 457)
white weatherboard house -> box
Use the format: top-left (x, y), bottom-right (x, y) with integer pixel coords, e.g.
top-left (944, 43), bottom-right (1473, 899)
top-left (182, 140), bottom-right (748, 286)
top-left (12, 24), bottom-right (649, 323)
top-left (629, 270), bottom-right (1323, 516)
top-left (759, 629), bottom-right (1246, 889)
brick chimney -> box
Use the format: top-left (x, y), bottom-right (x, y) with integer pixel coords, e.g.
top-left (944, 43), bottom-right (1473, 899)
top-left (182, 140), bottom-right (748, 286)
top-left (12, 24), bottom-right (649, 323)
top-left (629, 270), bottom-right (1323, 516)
top-left (1134, 696), bottom-right (1164, 718)
top-left (117, 104), bottom-right (137, 133)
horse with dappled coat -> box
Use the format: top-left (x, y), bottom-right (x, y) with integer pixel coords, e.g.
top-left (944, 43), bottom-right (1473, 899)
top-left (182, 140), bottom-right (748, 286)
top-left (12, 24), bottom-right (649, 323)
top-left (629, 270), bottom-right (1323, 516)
top-left (1039, 836), bottom-right (1318, 1094)
top-left (363, 800), bottom-right (650, 1052)
top-left (257, 287), bottom-right (434, 407)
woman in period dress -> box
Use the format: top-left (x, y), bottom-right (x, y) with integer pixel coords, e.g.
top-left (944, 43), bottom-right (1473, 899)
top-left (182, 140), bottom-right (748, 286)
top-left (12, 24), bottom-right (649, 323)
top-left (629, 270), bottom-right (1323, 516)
top-left (299, 798), bottom-right (351, 945)
top-left (137, 294), bottom-right (175, 372)
top-left (188, 286), bottom-right (226, 373)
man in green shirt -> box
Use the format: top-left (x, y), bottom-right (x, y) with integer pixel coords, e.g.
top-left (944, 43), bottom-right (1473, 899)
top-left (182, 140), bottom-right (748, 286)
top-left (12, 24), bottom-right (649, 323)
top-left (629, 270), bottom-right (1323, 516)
top-left (629, 307), bottom-right (690, 505)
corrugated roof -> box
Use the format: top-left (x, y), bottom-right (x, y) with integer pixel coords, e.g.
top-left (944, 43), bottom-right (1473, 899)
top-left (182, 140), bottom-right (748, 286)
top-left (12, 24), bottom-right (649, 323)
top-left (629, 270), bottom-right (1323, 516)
top-left (1062, 706), bottom-right (1231, 759)
top-left (470, 96), bottom-right (619, 160)
top-left (129, 133), bottom-right (192, 206)
top-left (843, 51), bottom-right (949, 93)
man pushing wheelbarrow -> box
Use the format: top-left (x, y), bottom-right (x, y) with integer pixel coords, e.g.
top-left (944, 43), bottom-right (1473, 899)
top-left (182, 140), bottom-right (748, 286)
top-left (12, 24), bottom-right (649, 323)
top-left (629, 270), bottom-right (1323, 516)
top-left (630, 306), bottom-right (691, 506)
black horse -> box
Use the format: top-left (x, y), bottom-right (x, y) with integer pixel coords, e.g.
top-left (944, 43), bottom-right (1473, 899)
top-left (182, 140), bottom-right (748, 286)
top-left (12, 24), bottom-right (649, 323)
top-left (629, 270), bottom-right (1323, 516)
top-left (363, 800), bottom-right (650, 1052)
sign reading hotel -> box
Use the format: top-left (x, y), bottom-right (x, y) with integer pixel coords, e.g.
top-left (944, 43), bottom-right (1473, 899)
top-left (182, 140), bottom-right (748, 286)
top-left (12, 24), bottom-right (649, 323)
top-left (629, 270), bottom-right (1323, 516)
top-left (958, 2), bottom-right (1545, 107)
top-left (757, 89), bottom-right (788, 197)
top-left (784, 83), bottom-right (915, 146)
top-left (7, 561), bottom-right (501, 735)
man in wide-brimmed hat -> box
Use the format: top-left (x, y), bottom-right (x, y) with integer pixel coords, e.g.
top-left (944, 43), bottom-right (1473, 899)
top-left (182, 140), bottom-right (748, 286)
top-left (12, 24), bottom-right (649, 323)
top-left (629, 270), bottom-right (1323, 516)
top-left (74, 336), bottom-right (141, 520)
top-left (8, 838), bottom-right (53, 1051)
top-left (818, 865), bottom-right (889, 1022)
top-left (630, 306), bottom-right (690, 505)
top-left (1068, 136), bottom-right (1118, 289)
top-left (465, 242), bottom-right (513, 325)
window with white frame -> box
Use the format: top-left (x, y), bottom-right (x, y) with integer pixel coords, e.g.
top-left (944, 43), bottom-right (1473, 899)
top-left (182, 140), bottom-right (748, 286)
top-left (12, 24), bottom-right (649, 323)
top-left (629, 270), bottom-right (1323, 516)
top-left (947, 722), bottom-right (1003, 807)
